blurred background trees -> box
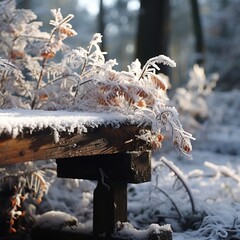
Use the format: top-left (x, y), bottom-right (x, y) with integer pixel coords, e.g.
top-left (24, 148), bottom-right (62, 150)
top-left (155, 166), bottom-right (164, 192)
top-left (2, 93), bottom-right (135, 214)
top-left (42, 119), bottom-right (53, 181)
top-left (16, 0), bottom-right (240, 90)
top-left (136, 0), bottom-right (170, 76)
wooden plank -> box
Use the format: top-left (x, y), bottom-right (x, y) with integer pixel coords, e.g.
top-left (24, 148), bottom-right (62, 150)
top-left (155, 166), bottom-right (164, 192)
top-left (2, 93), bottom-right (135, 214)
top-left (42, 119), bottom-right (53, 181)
top-left (0, 125), bottom-right (149, 167)
top-left (93, 181), bottom-right (127, 237)
top-left (57, 152), bottom-right (151, 183)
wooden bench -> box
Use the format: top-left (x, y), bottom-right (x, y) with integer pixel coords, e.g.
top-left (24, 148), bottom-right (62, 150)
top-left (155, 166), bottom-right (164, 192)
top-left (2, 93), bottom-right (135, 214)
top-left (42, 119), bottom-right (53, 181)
top-left (0, 110), bottom-right (149, 238)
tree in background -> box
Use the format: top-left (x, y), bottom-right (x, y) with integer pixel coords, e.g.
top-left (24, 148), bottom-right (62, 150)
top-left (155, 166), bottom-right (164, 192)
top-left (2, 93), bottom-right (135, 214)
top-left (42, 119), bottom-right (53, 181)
top-left (189, 0), bottom-right (205, 66)
top-left (204, 0), bottom-right (240, 90)
top-left (136, 0), bottom-right (171, 76)
top-left (103, 0), bottom-right (139, 68)
top-left (16, 0), bottom-right (240, 90)
top-left (98, 0), bottom-right (105, 52)
top-left (16, 0), bottom-right (31, 8)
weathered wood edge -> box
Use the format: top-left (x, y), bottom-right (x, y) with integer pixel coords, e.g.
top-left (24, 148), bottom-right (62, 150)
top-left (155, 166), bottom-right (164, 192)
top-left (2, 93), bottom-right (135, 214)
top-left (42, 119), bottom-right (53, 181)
top-left (57, 152), bottom-right (151, 183)
top-left (0, 124), bottom-right (150, 167)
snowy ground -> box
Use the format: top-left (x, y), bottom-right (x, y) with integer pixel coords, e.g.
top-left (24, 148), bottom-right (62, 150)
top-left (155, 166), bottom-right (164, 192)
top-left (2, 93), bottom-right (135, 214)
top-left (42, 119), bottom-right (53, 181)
top-left (37, 90), bottom-right (240, 240)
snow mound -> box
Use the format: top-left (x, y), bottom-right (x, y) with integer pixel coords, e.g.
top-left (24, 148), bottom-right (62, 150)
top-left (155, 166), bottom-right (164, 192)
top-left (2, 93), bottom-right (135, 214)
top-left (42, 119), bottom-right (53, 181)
top-left (35, 211), bottom-right (78, 230)
top-left (113, 222), bottom-right (172, 240)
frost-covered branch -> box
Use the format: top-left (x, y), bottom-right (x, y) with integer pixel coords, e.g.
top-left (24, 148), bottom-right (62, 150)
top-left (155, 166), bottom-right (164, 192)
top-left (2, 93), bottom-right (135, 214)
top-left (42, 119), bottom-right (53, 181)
top-left (204, 161), bottom-right (240, 183)
top-left (160, 157), bottom-right (196, 213)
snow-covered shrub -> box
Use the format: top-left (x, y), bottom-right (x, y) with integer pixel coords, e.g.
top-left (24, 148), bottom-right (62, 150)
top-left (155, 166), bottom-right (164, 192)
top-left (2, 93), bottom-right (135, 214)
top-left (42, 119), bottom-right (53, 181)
top-left (0, 0), bottom-right (194, 156)
top-left (0, 0), bottom-right (194, 235)
top-left (172, 64), bottom-right (218, 132)
top-left (0, 161), bottom-right (55, 234)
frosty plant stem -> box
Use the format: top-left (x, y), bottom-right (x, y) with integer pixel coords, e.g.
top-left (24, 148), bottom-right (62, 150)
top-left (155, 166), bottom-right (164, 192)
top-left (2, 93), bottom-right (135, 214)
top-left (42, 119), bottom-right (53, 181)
top-left (161, 157), bottom-right (196, 213)
top-left (155, 186), bottom-right (183, 219)
top-left (31, 57), bottom-right (48, 109)
top-left (30, 27), bottom-right (57, 109)
top-left (31, 10), bottom-right (76, 109)
top-left (138, 55), bottom-right (176, 81)
top-left (73, 34), bottom-right (103, 102)
top-left (73, 55), bottom-right (88, 101)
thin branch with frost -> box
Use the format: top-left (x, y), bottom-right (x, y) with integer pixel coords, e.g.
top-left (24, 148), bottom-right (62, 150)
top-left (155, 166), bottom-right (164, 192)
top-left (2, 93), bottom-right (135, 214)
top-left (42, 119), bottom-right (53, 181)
top-left (138, 55), bottom-right (176, 80)
top-left (31, 9), bottom-right (77, 109)
top-left (154, 186), bottom-right (183, 219)
top-left (161, 157), bottom-right (196, 213)
top-left (0, 58), bottom-right (24, 80)
top-left (204, 161), bottom-right (240, 183)
top-left (73, 33), bottom-right (105, 101)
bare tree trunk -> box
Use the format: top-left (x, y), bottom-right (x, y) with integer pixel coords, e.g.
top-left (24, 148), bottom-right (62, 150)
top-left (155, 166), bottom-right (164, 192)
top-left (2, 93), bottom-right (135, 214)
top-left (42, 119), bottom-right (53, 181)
top-left (17, 0), bottom-right (31, 9)
top-left (99, 0), bottom-right (105, 52)
top-left (190, 0), bottom-right (205, 66)
top-left (136, 0), bottom-right (171, 76)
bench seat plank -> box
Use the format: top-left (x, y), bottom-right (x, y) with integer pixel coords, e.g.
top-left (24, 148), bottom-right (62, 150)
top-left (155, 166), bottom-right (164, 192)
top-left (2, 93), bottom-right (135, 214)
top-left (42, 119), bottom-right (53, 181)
top-left (0, 125), bottom-right (149, 166)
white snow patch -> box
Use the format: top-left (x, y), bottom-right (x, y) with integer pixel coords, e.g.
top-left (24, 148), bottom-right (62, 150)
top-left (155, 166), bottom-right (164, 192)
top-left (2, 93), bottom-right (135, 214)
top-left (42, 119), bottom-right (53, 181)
top-left (113, 222), bottom-right (172, 239)
top-left (35, 211), bottom-right (78, 229)
top-left (0, 109), bottom-right (142, 139)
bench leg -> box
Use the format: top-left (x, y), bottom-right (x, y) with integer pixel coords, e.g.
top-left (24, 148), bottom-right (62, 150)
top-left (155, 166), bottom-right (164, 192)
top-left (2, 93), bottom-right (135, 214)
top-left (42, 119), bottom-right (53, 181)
top-left (93, 180), bottom-right (127, 237)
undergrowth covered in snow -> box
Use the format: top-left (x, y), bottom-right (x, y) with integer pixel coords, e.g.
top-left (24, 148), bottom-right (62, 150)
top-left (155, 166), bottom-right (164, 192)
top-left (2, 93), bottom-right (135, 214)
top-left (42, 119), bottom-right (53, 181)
top-left (36, 86), bottom-right (240, 240)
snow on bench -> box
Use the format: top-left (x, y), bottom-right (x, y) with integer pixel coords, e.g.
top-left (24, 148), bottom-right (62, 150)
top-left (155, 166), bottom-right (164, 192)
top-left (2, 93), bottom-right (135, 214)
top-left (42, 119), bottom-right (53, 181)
top-left (0, 109), bottom-right (149, 166)
top-left (0, 109), bottom-right (165, 239)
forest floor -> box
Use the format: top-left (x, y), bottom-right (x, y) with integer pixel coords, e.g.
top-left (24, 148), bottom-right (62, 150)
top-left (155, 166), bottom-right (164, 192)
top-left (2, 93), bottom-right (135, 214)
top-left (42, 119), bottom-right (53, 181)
top-left (38, 89), bottom-right (240, 240)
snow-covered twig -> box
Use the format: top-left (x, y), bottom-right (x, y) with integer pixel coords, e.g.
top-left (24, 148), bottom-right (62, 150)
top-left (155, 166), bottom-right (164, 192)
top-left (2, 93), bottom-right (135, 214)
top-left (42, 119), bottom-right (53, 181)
top-left (154, 186), bottom-right (183, 219)
top-left (161, 157), bottom-right (196, 213)
top-left (204, 161), bottom-right (240, 183)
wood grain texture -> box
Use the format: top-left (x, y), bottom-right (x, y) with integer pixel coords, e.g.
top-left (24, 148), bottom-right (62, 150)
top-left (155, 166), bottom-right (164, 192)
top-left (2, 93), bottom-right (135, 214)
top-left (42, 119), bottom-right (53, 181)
top-left (0, 125), bottom-right (149, 166)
